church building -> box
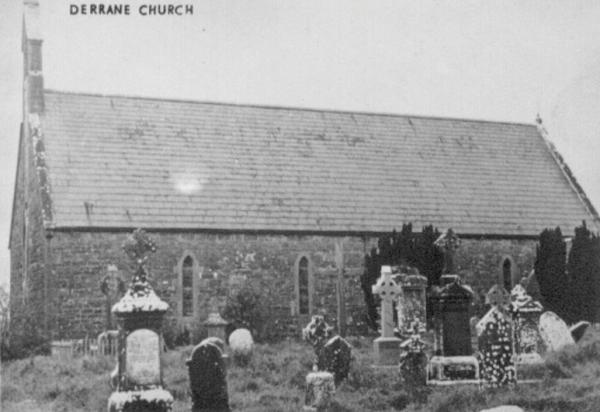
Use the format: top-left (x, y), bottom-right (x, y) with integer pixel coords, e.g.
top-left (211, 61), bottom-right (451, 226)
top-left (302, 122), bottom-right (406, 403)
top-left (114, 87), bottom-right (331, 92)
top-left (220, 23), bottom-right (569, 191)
top-left (10, 1), bottom-right (599, 342)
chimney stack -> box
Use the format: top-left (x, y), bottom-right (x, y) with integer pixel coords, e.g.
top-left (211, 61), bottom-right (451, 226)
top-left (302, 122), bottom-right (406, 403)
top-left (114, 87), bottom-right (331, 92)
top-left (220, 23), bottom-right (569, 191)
top-left (22, 0), bottom-right (44, 114)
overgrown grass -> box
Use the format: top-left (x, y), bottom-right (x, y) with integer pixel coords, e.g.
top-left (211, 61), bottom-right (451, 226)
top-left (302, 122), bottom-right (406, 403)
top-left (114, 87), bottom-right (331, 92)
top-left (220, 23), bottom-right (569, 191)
top-left (3, 327), bottom-right (600, 411)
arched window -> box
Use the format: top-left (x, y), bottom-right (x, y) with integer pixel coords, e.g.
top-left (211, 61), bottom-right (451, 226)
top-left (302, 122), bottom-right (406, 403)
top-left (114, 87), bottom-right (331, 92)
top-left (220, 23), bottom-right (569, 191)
top-left (502, 257), bottom-right (513, 292)
top-left (298, 257), bottom-right (309, 315)
top-left (177, 253), bottom-right (198, 318)
top-left (182, 256), bottom-right (194, 317)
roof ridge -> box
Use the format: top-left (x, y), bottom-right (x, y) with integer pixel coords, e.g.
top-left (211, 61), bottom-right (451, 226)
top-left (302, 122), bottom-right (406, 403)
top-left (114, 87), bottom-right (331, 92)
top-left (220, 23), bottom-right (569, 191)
top-left (43, 88), bottom-right (537, 128)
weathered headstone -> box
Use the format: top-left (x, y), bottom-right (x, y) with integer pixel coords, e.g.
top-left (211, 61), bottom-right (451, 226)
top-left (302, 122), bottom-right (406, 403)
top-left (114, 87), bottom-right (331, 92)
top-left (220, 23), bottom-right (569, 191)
top-left (228, 328), bottom-right (254, 367)
top-left (187, 341), bottom-right (230, 412)
top-left (397, 273), bottom-right (427, 336)
top-left (477, 304), bottom-right (516, 387)
top-left (486, 284), bottom-right (510, 309)
top-left (539, 311), bottom-right (575, 352)
top-left (372, 266), bottom-right (403, 365)
top-left (510, 284), bottom-right (543, 362)
top-left (399, 321), bottom-right (428, 388)
top-left (570, 321), bottom-right (591, 343)
top-left (107, 229), bottom-right (173, 412)
top-left (304, 371), bottom-right (335, 412)
top-left (320, 335), bottom-right (352, 385)
top-left (303, 315), bottom-right (334, 368)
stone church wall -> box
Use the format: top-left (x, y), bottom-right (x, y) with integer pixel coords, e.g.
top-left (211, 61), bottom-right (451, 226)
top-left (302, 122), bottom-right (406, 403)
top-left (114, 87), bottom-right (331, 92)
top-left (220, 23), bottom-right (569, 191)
top-left (47, 231), bottom-right (370, 340)
top-left (9, 126), bottom-right (51, 342)
top-left (44, 230), bottom-right (538, 341)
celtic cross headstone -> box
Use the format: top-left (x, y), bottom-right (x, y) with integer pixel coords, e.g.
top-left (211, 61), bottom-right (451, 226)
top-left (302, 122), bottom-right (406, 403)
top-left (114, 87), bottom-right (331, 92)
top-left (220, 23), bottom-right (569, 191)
top-left (372, 266), bottom-right (403, 365)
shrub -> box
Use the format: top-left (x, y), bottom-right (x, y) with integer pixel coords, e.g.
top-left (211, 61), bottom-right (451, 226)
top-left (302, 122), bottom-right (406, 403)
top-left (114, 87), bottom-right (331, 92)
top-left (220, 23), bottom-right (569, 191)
top-left (535, 227), bottom-right (569, 320)
top-left (223, 284), bottom-right (275, 343)
top-left (567, 221), bottom-right (600, 323)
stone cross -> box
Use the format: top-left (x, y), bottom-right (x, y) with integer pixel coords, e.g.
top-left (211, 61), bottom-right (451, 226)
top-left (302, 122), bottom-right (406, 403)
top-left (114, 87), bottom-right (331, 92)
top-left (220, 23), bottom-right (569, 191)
top-left (100, 265), bottom-right (124, 330)
top-left (372, 266), bottom-right (402, 338)
top-left (486, 284), bottom-right (510, 309)
top-left (434, 228), bottom-right (461, 274)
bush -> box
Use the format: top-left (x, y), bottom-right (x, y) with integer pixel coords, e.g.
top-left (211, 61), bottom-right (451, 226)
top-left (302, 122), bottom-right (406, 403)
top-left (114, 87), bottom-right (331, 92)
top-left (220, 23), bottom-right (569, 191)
top-left (535, 227), bottom-right (569, 320)
top-left (223, 284), bottom-right (275, 343)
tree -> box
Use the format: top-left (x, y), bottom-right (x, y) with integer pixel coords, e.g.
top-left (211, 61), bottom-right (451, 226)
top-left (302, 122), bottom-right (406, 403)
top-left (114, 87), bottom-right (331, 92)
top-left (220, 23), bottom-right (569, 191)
top-left (567, 221), bottom-right (600, 322)
top-left (535, 227), bottom-right (568, 320)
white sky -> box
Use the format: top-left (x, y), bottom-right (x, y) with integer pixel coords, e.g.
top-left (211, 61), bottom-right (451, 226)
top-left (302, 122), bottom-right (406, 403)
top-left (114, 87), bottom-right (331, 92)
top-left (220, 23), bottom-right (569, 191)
top-left (1, 0), bottom-right (600, 287)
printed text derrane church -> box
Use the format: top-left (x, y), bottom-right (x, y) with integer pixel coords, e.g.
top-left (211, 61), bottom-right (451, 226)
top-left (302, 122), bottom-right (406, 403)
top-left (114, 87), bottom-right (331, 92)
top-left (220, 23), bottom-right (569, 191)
top-left (69, 3), bottom-right (194, 16)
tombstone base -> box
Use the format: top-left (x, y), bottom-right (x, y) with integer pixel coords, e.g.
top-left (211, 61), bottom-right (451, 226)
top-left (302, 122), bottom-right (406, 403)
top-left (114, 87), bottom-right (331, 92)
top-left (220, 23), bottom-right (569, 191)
top-left (427, 355), bottom-right (479, 382)
top-left (373, 337), bottom-right (402, 366)
top-left (107, 388), bottom-right (173, 412)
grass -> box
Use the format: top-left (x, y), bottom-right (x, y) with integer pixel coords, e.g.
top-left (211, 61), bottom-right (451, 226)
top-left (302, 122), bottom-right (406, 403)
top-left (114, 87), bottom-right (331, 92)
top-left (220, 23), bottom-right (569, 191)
top-left (3, 328), bottom-right (600, 411)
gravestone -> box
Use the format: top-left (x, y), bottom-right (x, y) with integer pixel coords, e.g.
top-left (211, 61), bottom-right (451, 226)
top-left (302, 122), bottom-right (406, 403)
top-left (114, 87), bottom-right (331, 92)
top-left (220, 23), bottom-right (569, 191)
top-left (436, 281), bottom-right (473, 356)
top-left (372, 266), bottom-right (403, 365)
top-left (302, 315), bottom-right (334, 368)
top-left (428, 278), bottom-right (479, 382)
top-left (320, 335), bottom-right (352, 385)
top-left (107, 229), bottom-right (173, 412)
top-left (399, 321), bottom-right (428, 388)
top-left (397, 273), bottom-right (427, 336)
top-left (539, 312), bottom-right (575, 351)
top-left (477, 305), bottom-right (516, 387)
top-left (510, 285), bottom-right (543, 362)
top-left (486, 284), bottom-right (510, 309)
top-left (100, 265), bottom-right (125, 331)
top-left (228, 328), bottom-right (254, 367)
top-left (304, 371), bottom-right (335, 412)
top-left (187, 341), bottom-right (230, 412)
top-left (570, 321), bottom-right (591, 343)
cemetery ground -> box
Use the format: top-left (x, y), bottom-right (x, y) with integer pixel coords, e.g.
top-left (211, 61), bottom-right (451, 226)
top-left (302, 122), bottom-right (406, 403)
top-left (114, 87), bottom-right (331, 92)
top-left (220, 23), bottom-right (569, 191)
top-left (2, 328), bottom-right (600, 412)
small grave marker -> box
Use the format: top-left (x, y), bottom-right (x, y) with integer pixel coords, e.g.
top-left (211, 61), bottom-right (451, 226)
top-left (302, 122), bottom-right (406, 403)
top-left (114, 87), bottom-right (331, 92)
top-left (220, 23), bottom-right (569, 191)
top-left (187, 341), bottom-right (230, 412)
top-left (320, 335), bottom-right (352, 385)
top-left (399, 321), bottom-right (428, 388)
top-left (539, 311), bottom-right (575, 351)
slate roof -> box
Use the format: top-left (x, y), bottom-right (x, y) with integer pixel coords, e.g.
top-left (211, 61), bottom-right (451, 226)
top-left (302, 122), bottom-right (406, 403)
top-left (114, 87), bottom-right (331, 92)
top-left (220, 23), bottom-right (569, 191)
top-left (37, 90), bottom-right (599, 236)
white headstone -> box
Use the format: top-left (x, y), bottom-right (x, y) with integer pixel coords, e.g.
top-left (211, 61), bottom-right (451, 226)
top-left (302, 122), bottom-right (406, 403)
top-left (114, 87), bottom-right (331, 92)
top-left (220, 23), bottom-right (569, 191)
top-left (539, 312), bottom-right (574, 352)
top-left (126, 329), bottom-right (161, 386)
